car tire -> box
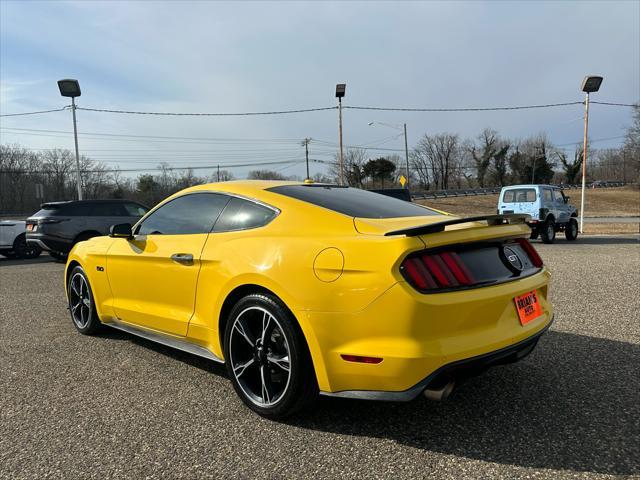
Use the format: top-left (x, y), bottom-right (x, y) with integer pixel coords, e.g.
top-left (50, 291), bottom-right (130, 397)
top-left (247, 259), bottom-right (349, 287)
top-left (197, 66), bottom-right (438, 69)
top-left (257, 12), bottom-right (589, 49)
top-left (541, 219), bottom-right (556, 244)
top-left (67, 266), bottom-right (102, 335)
top-left (13, 234), bottom-right (41, 259)
top-left (565, 218), bottom-right (579, 241)
top-left (529, 229), bottom-right (539, 240)
top-left (0, 249), bottom-right (17, 259)
top-left (50, 251), bottom-right (68, 262)
top-left (224, 293), bottom-right (317, 419)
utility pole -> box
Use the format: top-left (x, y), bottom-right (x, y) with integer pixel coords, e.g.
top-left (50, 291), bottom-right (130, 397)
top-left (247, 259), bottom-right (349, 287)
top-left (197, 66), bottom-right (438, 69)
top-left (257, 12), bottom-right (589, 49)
top-left (403, 123), bottom-right (410, 188)
top-left (335, 84), bottom-right (346, 185)
top-left (579, 75), bottom-right (603, 234)
top-left (580, 92), bottom-right (590, 234)
top-left (58, 79), bottom-right (83, 200)
top-left (71, 97), bottom-right (83, 200)
top-left (301, 138), bottom-right (311, 181)
top-left (217, 164), bottom-right (220, 182)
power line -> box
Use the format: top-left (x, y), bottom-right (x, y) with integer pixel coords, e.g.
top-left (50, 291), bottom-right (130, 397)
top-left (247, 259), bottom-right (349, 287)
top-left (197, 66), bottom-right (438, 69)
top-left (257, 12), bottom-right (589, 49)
top-left (342, 101), bottom-right (584, 112)
top-left (76, 106), bottom-right (337, 116)
top-left (0, 159), bottom-right (306, 175)
top-left (0, 99), bottom-right (635, 119)
top-left (591, 101), bottom-right (638, 107)
top-left (0, 107), bottom-right (68, 117)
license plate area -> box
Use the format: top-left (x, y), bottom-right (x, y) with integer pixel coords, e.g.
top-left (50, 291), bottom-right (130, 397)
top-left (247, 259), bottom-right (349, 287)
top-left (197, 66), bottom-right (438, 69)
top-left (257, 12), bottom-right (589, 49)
top-left (514, 289), bottom-right (542, 325)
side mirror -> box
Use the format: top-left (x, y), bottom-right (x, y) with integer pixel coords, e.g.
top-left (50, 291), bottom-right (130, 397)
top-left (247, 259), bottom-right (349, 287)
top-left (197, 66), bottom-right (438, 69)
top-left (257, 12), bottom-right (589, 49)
top-left (109, 223), bottom-right (133, 239)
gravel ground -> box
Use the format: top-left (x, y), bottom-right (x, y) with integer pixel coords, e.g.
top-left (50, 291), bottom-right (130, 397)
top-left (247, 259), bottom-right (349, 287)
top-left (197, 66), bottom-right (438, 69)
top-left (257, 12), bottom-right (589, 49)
top-left (1, 235), bottom-right (639, 479)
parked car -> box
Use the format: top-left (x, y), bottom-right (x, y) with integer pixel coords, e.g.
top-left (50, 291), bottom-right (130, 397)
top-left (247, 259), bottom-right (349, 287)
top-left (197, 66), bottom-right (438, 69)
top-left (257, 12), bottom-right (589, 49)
top-left (0, 219), bottom-right (42, 259)
top-left (497, 184), bottom-right (578, 244)
top-left (26, 199), bottom-right (149, 260)
top-left (66, 181), bottom-right (552, 418)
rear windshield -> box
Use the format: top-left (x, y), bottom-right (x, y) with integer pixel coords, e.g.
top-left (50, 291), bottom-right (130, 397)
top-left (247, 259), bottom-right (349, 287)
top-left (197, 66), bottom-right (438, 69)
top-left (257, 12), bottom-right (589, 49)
top-left (502, 189), bottom-right (536, 203)
top-left (268, 185), bottom-right (439, 218)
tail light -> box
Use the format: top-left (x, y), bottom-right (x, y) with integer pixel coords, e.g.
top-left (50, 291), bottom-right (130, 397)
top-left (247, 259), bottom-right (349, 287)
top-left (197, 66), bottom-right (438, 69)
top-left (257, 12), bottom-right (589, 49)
top-left (402, 251), bottom-right (476, 291)
top-left (401, 238), bottom-right (543, 293)
top-left (516, 238), bottom-right (544, 268)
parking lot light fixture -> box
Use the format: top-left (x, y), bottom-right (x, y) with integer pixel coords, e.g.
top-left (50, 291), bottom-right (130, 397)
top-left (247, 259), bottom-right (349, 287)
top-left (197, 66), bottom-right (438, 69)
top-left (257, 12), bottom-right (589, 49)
top-left (57, 79), bottom-right (83, 200)
top-left (579, 75), bottom-right (603, 234)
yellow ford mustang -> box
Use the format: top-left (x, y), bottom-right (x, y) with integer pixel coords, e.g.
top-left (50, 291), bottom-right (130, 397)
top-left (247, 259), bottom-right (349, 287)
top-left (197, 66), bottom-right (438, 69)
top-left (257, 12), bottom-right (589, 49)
top-left (65, 181), bottom-right (553, 418)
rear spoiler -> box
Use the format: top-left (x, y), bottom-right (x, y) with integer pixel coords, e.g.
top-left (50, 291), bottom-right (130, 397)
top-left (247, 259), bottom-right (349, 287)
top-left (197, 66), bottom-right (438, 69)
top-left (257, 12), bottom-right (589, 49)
top-left (384, 214), bottom-right (531, 237)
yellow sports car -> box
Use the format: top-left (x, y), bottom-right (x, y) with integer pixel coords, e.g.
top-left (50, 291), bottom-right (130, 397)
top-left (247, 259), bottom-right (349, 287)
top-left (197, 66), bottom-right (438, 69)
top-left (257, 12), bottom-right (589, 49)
top-left (65, 181), bottom-right (553, 418)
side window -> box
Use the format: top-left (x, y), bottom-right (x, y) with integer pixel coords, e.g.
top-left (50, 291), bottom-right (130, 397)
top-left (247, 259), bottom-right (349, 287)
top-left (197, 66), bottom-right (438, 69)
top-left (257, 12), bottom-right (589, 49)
top-left (137, 193), bottom-right (229, 235)
top-left (123, 203), bottom-right (149, 217)
top-left (543, 189), bottom-right (553, 203)
top-left (59, 203), bottom-right (92, 216)
top-left (213, 197), bottom-right (277, 232)
top-left (552, 189), bottom-right (563, 203)
top-left (503, 191), bottom-right (514, 203)
top-left (90, 203), bottom-right (127, 216)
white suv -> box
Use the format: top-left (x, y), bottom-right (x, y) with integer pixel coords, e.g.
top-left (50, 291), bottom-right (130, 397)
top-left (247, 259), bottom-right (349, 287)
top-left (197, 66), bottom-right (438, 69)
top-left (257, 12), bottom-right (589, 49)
top-left (0, 220), bottom-right (42, 259)
top-left (497, 185), bottom-right (578, 244)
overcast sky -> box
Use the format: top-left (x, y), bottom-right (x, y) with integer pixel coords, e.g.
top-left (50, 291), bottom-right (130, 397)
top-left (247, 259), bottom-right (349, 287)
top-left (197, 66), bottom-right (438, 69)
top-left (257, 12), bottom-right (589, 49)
top-left (1, 0), bottom-right (638, 180)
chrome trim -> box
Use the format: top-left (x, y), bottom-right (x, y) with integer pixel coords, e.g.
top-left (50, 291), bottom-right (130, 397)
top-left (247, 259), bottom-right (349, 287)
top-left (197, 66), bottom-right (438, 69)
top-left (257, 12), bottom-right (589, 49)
top-left (103, 318), bottom-right (224, 363)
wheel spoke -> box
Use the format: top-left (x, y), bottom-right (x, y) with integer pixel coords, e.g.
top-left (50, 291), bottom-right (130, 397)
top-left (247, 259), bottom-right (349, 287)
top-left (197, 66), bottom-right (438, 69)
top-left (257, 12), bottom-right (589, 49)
top-left (71, 279), bottom-right (80, 296)
top-left (233, 320), bottom-right (255, 347)
top-left (261, 311), bottom-right (271, 344)
top-left (260, 366), bottom-right (272, 404)
top-left (233, 358), bottom-right (255, 378)
top-left (267, 354), bottom-right (290, 372)
top-left (71, 301), bottom-right (81, 314)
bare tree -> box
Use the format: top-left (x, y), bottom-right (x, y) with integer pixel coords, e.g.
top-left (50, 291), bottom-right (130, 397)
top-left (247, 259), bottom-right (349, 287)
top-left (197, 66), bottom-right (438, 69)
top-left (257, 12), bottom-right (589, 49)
top-left (329, 148), bottom-right (367, 187)
top-left (469, 128), bottom-right (498, 187)
top-left (412, 133), bottom-right (460, 190)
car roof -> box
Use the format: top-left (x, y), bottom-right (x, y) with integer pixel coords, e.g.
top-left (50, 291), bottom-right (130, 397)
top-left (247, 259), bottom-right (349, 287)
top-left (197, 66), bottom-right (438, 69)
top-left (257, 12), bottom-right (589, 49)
top-left (501, 184), bottom-right (560, 190)
top-left (40, 199), bottom-right (143, 208)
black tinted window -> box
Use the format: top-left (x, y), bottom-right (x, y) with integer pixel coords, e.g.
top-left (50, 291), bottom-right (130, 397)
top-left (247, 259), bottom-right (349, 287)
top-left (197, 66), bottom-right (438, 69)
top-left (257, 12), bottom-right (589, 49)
top-left (137, 193), bottom-right (229, 235)
top-left (90, 203), bottom-right (127, 216)
top-left (214, 197), bottom-right (277, 232)
top-left (58, 203), bottom-right (92, 216)
top-left (268, 185), bottom-right (438, 219)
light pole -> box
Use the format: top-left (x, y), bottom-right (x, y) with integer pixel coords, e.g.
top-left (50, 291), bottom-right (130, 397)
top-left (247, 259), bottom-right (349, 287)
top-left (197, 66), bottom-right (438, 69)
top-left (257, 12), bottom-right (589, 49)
top-left (335, 84), bottom-right (346, 185)
top-left (57, 79), bottom-right (83, 200)
top-left (368, 121), bottom-right (410, 188)
top-left (579, 75), bottom-right (603, 234)
top-left (301, 138), bottom-right (312, 181)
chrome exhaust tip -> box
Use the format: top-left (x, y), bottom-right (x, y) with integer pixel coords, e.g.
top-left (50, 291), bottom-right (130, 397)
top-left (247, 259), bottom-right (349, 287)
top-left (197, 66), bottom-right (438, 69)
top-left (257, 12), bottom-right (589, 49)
top-left (423, 380), bottom-right (455, 401)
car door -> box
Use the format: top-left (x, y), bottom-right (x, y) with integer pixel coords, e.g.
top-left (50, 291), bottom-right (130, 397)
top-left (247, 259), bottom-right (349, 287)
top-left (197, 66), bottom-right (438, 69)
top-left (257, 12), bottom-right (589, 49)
top-left (552, 189), bottom-right (569, 223)
top-left (106, 193), bottom-right (230, 336)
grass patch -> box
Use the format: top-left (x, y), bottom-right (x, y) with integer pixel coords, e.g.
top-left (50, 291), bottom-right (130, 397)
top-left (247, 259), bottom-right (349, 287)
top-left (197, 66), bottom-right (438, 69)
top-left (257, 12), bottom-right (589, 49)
top-left (417, 186), bottom-right (640, 217)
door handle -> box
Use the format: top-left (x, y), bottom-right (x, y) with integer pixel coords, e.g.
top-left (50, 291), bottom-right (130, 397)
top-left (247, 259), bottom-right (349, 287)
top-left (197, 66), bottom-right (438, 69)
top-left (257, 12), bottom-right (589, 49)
top-left (171, 253), bottom-right (194, 264)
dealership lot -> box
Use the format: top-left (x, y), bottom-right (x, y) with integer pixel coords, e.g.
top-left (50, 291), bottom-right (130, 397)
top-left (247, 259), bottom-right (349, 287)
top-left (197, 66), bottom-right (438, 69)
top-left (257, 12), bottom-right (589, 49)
top-left (1, 236), bottom-right (638, 479)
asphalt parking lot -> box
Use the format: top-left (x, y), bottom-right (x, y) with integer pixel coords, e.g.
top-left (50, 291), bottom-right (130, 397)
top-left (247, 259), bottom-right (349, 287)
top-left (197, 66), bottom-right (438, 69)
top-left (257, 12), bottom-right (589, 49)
top-left (1, 235), bottom-right (639, 479)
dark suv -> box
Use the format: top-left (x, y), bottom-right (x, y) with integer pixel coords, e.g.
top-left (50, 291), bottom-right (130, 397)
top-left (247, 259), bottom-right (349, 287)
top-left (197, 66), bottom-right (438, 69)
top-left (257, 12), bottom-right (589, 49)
top-left (26, 199), bottom-right (149, 260)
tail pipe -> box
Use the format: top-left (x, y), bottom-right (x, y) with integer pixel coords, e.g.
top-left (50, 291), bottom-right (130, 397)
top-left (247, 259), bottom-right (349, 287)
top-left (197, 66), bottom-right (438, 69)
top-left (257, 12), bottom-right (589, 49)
top-left (422, 380), bottom-right (455, 402)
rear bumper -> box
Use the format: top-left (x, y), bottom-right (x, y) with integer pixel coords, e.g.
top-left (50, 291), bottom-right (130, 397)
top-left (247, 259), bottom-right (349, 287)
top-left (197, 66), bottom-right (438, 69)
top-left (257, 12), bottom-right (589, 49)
top-left (26, 232), bottom-right (72, 253)
top-left (322, 316), bottom-right (552, 401)
top-left (302, 268), bottom-right (553, 394)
